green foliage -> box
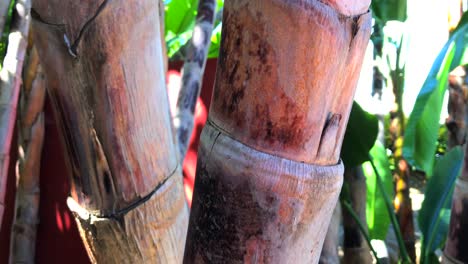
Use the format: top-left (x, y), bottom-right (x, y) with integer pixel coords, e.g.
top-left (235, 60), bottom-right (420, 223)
top-left (368, 157), bottom-right (412, 263)
top-left (362, 141), bottom-right (394, 240)
top-left (371, 0), bottom-right (407, 25)
top-left (0, 0), bottom-right (16, 69)
top-left (419, 146), bottom-right (463, 263)
top-left (403, 16), bottom-right (468, 176)
top-left (164, 0), bottom-right (224, 59)
top-left (341, 102), bottom-right (379, 167)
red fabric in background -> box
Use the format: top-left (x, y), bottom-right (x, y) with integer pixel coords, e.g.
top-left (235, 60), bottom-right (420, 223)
top-left (0, 59), bottom-right (216, 263)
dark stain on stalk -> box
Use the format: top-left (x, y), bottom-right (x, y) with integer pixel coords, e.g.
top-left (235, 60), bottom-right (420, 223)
top-left (184, 161), bottom-right (274, 262)
top-left (103, 171), bottom-right (112, 194)
top-left (351, 16), bottom-right (359, 39)
top-left (448, 198), bottom-right (468, 262)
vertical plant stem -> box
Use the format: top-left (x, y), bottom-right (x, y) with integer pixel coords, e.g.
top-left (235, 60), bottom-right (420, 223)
top-left (369, 156), bottom-right (412, 263)
top-left (0, 0), bottom-right (30, 229)
top-left (319, 202), bottom-right (342, 264)
top-left (174, 0), bottom-right (216, 161)
top-left (342, 166), bottom-right (373, 264)
top-left (10, 48), bottom-right (44, 264)
top-left (32, 0), bottom-right (188, 262)
top-left (342, 200), bottom-right (381, 264)
top-left (389, 39), bottom-right (416, 262)
top-left (446, 66), bottom-right (467, 149)
top-left (183, 0), bottom-right (372, 262)
top-left (444, 67), bottom-right (468, 264)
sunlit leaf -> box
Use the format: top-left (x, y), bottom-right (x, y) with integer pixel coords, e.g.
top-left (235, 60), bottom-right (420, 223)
top-left (403, 18), bottom-right (468, 176)
top-left (419, 147), bottom-right (463, 262)
top-left (165, 0), bottom-right (224, 59)
top-left (371, 0), bottom-right (407, 24)
top-left (363, 141), bottom-right (394, 240)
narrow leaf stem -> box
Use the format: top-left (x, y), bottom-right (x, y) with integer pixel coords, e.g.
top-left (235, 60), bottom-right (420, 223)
top-left (341, 200), bottom-right (381, 264)
top-left (369, 155), bottom-right (413, 263)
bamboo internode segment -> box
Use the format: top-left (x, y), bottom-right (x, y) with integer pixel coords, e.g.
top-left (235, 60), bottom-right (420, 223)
top-left (444, 177), bottom-right (468, 264)
top-left (32, 0), bottom-right (188, 262)
top-left (10, 57), bottom-right (45, 263)
top-left (0, 0), bottom-right (31, 228)
top-left (185, 122), bottom-right (344, 263)
top-left (209, 0), bottom-right (372, 165)
top-left (185, 0), bottom-right (372, 262)
top-left (68, 169), bottom-right (188, 264)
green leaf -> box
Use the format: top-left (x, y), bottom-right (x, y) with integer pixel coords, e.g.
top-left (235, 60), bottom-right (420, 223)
top-left (165, 0), bottom-right (225, 59)
top-left (341, 102), bottom-right (379, 167)
top-left (371, 0), bottom-right (407, 24)
top-left (165, 0), bottom-right (198, 38)
top-left (363, 141), bottom-right (394, 240)
top-left (419, 146), bottom-right (463, 263)
top-left (403, 20), bottom-right (468, 176)
top-left (451, 10), bottom-right (468, 37)
top-left (207, 22), bottom-right (222, 58)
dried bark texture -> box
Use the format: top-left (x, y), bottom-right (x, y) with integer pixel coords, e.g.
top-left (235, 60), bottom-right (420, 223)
top-left (443, 144), bottom-right (468, 264)
top-left (184, 0), bottom-right (372, 262)
top-left (31, 0), bottom-right (188, 262)
top-left (185, 123), bottom-right (344, 263)
top-left (446, 66), bottom-right (467, 149)
top-left (342, 167), bottom-right (372, 264)
top-left (319, 202), bottom-right (342, 264)
top-left (175, 0), bottom-right (216, 160)
top-left (443, 179), bottom-right (468, 264)
top-left (0, 0), bottom-right (30, 229)
top-left (208, 0), bottom-right (371, 165)
top-left (10, 50), bottom-right (44, 264)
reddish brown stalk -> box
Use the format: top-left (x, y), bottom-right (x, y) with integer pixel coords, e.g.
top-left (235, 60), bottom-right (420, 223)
top-left (443, 66), bottom-right (468, 264)
top-left (446, 66), bottom-right (468, 149)
top-left (0, 0), bottom-right (31, 229)
top-left (444, 143), bottom-right (468, 264)
top-left (183, 0), bottom-right (372, 262)
top-left (32, 0), bottom-right (188, 262)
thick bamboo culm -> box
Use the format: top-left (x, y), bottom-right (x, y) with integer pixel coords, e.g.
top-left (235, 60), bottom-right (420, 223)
top-left (0, 0), bottom-right (31, 228)
top-left (442, 66), bottom-right (467, 264)
top-left (184, 0), bottom-right (372, 262)
top-left (9, 48), bottom-right (44, 264)
top-left (31, 0), bottom-right (188, 262)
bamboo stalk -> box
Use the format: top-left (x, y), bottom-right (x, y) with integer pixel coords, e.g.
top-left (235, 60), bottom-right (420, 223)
top-left (9, 48), bottom-right (44, 264)
top-left (443, 67), bottom-right (468, 264)
top-left (183, 0), bottom-right (372, 262)
top-left (342, 166), bottom-right (373, 264)
top-left (174, 0), bottom-right (216, 160)
top-left (0, 0), bottom-right (31, 229)
top-left (446, 66), bottom-right (467, 149)
top-left (443, 151), bottom-right (468, 264)
top-left (389, 44), bottom-right (416, 262)
top-left (32, 0), bottom-right (188, 262)
top-left (319, 202), bottom-right (342, 264)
